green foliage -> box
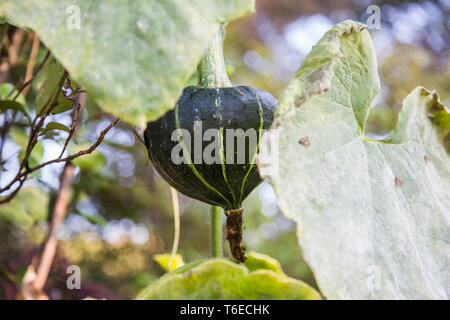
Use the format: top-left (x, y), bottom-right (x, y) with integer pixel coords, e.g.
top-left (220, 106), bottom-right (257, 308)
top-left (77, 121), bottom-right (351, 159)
top-left (0, 83), bottom-right (25, 104)
top-left (0, 187), bottom-right (49, 228)
top-left (0, 83), bottom-right (14, 98)
top-left (1, 0), bottom-right (255, 126)
top-left (51, 100), bottom-right (73, 114)
top-left (1, 1), bottom-right (448, 301)
top-left (259, 20), bottom-right (450, 299)
top-left (0, 100), bottom-right (27, 115)
top-left (42, 121), bottom-right (70, 134)
top-left (136, 255), bottom-right (321, 300)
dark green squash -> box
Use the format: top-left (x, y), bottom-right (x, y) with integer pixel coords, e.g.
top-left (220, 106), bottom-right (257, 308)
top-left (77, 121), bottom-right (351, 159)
top-left (144, 85), bottom-right (276, 262)
top-left (144, 85), bottom-right (276, 209)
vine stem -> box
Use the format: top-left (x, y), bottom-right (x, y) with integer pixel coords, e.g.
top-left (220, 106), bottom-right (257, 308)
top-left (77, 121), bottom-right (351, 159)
top-left (197, 24), bottom-right (231, 258)
top-left (210, 205), bottom-right (223, 257)
top-left (197, 24), bottom-right (231, 88)
top-left (168, 187), bottom-right (180, 271)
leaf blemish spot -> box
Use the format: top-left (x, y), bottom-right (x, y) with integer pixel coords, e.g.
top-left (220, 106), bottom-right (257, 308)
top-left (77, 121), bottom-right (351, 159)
top-left (395, 176), bottom-right (404, 187)
top-left (424, 155), bottom-right (431, 163)
top-left (299, 136), bottom-right (310, 147)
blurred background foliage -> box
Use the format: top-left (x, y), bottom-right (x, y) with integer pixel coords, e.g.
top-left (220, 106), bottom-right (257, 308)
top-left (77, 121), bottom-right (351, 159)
top-left (0, 0), bottom-right (449, 299)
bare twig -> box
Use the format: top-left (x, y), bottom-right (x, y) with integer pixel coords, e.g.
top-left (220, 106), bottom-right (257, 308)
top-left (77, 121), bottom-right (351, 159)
top-left (58, 89), bottom-right (85, 159)
top-left (35, 163), bottom-right (74, 290)
top-left (22, 33), bottom-right (40, 97)
top-left (18, 71), bottom-right (68, 174)
top-left (6, 49), bottom-right (50, 100)
top-left (20, 89), bottom-right (115, 299)
top-left (8, 28), bottom-right (25, 66)
top-left (0, 118), bottom-right (119, 204)
top-left (21, 163), bottom-right (74, 300)
top-left (0, 33), bottom-right (44, 177)
top-left (0, 24), bottom-right (9, 54)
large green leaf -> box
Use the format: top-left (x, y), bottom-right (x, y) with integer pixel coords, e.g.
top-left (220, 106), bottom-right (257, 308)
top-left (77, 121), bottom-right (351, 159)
top-left (0, 0), bottom-right (254, 126)
top-left (136, 256), bottom-right (320, 300)
top-left (258, 20), bottom-right (450, 299)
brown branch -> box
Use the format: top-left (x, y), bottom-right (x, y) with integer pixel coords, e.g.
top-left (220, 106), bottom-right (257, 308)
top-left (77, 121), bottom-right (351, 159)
top-left (8, 28), bottom-right (25, 67)
top-left (0, 117), bottom-right (119, 204)
top-left (0, 176), bottom-right (26, 204)
top-left (0, 24), bottom-right (9, 55)
top-left (35, 118), bottom-right (120, 170)
top-left (0, 33), bottom-right (44, 177)
top-left (17, 71), bottom-right (68, 176)
top-left (58, 89), bottom-right (85, 159)
top-left (18, 87), bottom-right (118, 298)
top-left (7, 49), bottom-right (50, 100)
top-left (22, 33), bottom-right (40, 97)
top-left (20, 90), bottom-right (108, 299)
top-left (21, 163), bottom-right (74, 300)
top-left (0, 48), bottom-right (51, 167)
top-left (35, 163), bottom-right (74, 290)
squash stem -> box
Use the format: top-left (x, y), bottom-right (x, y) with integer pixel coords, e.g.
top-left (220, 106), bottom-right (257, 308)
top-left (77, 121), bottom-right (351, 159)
top-left (224, 208), bottom-right (246, 262)
top-left (197, 24), bottom-right (232, 87)
top-left (210, 205), bottom-right (223, 257)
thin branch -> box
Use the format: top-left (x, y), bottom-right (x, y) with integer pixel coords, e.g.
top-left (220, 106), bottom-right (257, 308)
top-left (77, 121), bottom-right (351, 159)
top-left (35, 118), bottom-right (119, 169)
top-left (0, 118), bottom-right (119, 204)
top-left (0, 69), bottom-right (66, 200)
top-left (34, 163), bottom-right (74, 291)
top-left (0, 24), bottom-right (9, 54)
top-left (58, 89), bottom-right (85, 159)
top-left (0, 177), bottom-right (26, 204)
top-left (19, 85), bottom-right (111, 299)
top-left (21, 163), bottom-right (74, 300)
top-left (22, 33), bottom-right (40, 97)
top-left (8, 28), bottom-right (25, 66)
top-left (0, 33), bottom-right (43, 178)
top-left (18, 71), bottom-right (68, 174)
top-left (6, 49), bottom-right (50, 100)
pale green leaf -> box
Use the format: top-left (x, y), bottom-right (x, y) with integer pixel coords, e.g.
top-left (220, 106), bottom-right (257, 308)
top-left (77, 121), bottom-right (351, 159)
top-left (43, 121), bottom-right (71, 133)
top-left (0, 100), bottom-right (27, 114)
top-left (1, 0), bottom-right (255, 126)
top-left (0, 83), bottom-right (15, 98)
top-left (0, 82), bottom-right (26, 104)
top-left (259, 20), bottom-right (450, 299)
top-left (51, 99), bottom-right (74, 114)
top-left (136, 258), bottom-right (321, 300)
